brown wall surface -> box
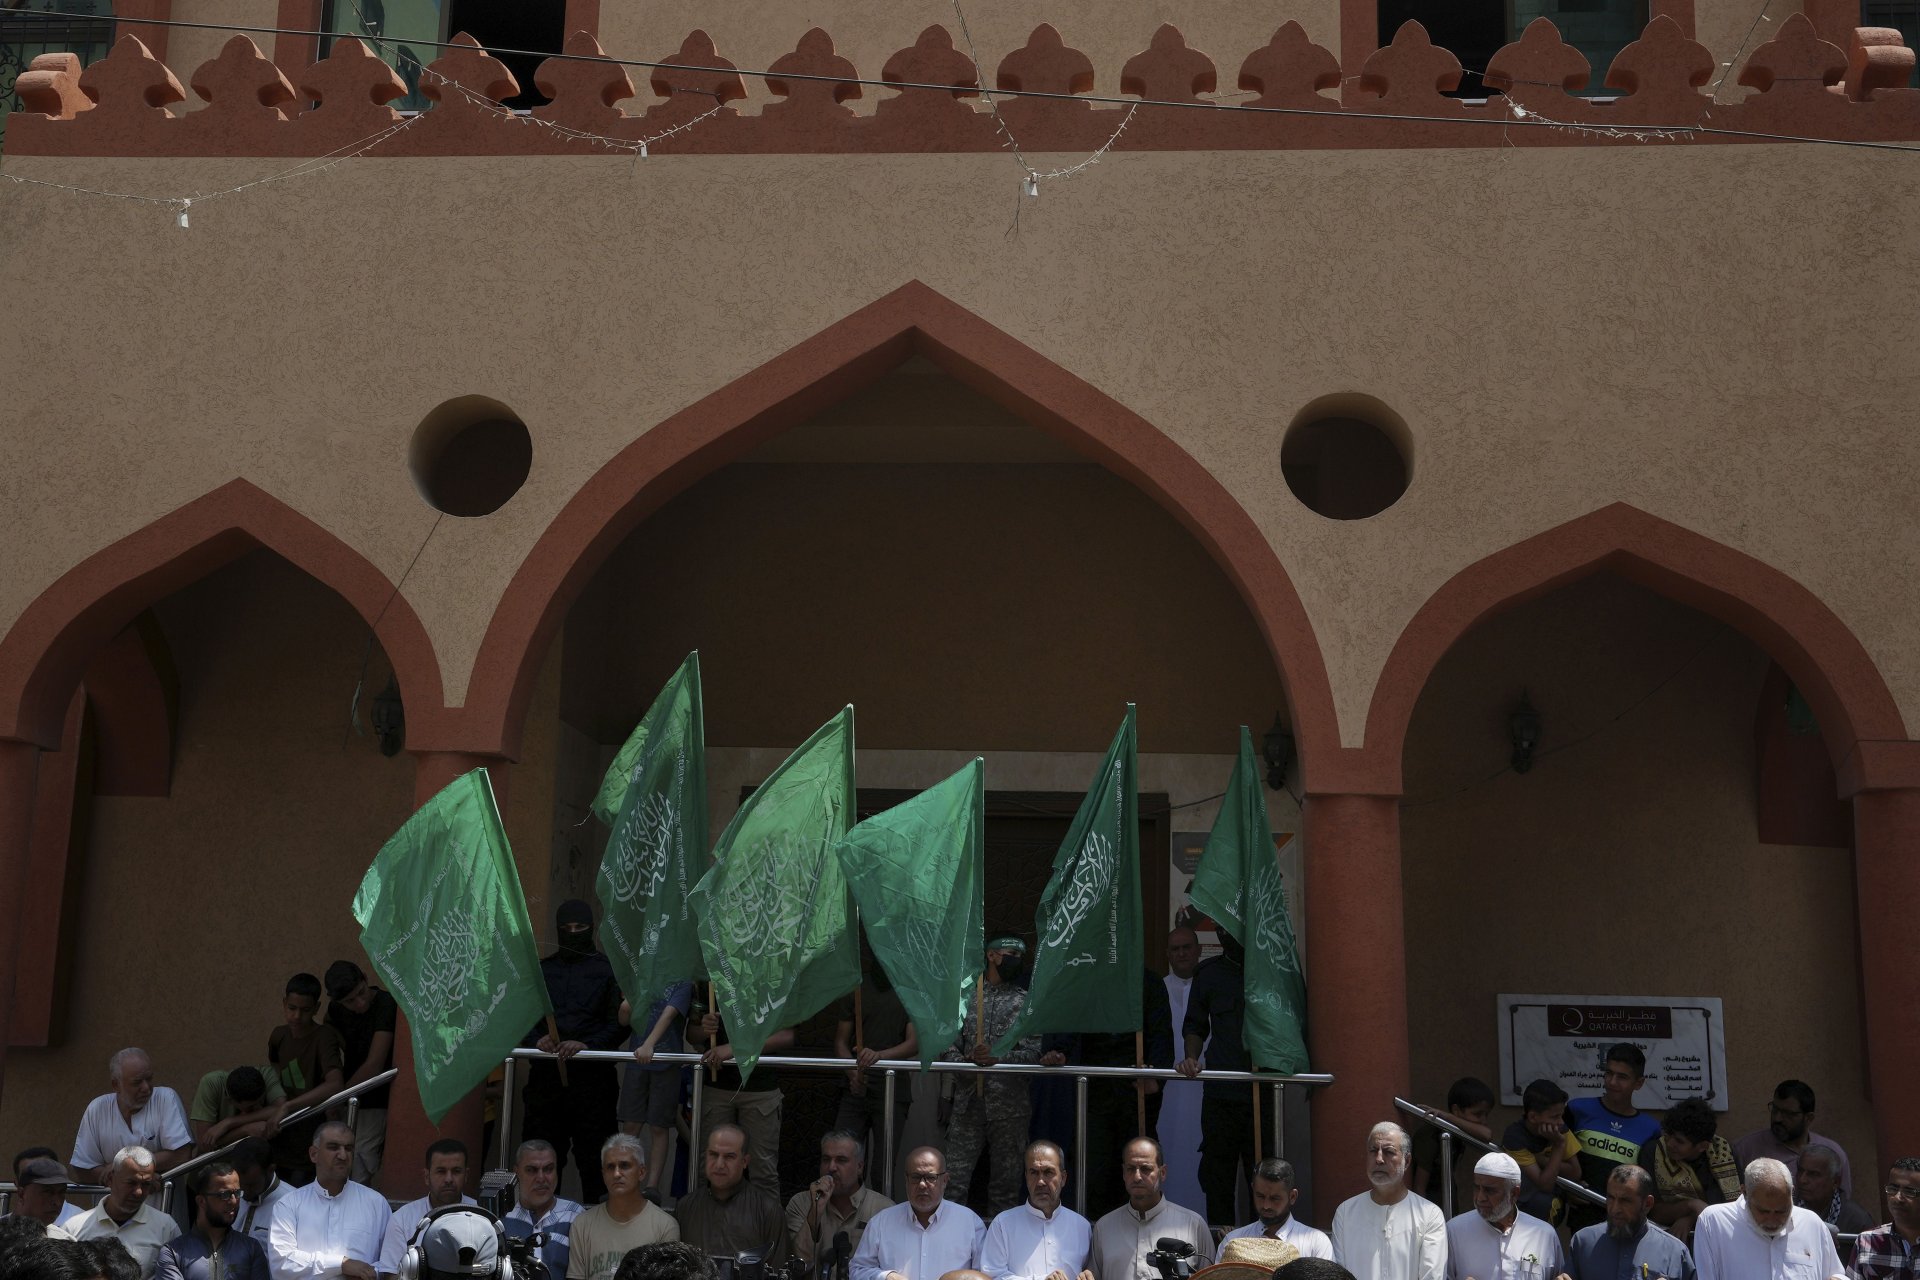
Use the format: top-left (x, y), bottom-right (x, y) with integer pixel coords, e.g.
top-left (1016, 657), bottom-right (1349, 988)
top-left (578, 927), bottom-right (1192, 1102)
top-left (1401, 573), bottom-right (1873, 1172)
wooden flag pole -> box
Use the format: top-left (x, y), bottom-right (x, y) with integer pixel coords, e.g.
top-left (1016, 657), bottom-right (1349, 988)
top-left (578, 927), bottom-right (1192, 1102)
top-left (1135, 1031), bottom-right (1147, 1136)
top-left (545, 1014), bottom-right (569, 1087)
top-left (1252, 1080), bottom-right (1263, 1162)
top-left (854, 984), bottom-right (866, 1055)
top-left (707, 982), bottom-right (719, 1082)
top-left (975, 979), bottom-right (986, 1097)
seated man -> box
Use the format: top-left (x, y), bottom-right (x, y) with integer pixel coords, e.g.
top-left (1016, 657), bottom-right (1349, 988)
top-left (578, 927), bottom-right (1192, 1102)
top-left (978, 1140), bottom-right (1092, 1280)
top-left (1443, 1152), bottom-right (1563, 1280)
top-left (266, 1122), bottom-right (391, 1280)
top-left (377, 1139), bottom-right (475, 1279)
top-left (5, 1156), bottom-right (77, 1239)
top-left (71, 1050), bottom-right (194, 1184)
top-left (1731, 1081), bottom-right (1852, 1199)
top-left (615, 1242), bottom-right (717, 1280)
top-left (1089, 1139), bottom-right (1211, 1280)
top-left (154, 1160), bottom-right (269, 1280)
top-left (1221, 1159), bottom-right (1333, 1260)
top-left (566, 1135), bottom-right (680, 1280)
top-left (1849, 1155), bottom-right (1920, 1280)
top-left (189, 1066), bottom-right (285, 1150)
top-left (1566, 1165), bottom-right (1694, 1280)
top-left (503, 1140), bottom-right (583, 1280)
top-left (14, 1148), bottom-right (81, 1232)
top-left (67, 1146), bottom-right (181, 1278)
top-left (1408, 1079), bottom-right (1494, 1219)
top-left (675, 1124), bottom-right (789, 1266)
top-left (1502, 1079), bottom-right (1582, 1226)
top-left (1692, 1158), bottom-right (1843, 1280)
top-left (786, 1130), bottom-right (892, 1266)
top-left (1634, 1097), bottom-right (1740, 1242)
top-left (230, 1138), bottom-right (291, 1245)
top-left (852, 1147), bottom-right (985, 1280)
top-left (1793, 1144), bottom-right (1870, 1241)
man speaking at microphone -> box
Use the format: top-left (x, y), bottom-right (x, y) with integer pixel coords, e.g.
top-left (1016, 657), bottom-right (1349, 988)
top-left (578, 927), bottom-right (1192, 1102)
top-left (788, 1132), bottom-right (892, 1266)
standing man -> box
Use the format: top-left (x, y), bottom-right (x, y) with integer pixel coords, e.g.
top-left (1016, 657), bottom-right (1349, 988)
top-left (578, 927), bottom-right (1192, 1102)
top-left (1692, 1159), bottom-right (1844, 1280)
top-left (1159, 929), bottom-right (1204, 1214)
top-left (674, 1125), bottom-right (789, 1265)
top-left (68, 1146), bottom-right (181, 1278)
top-left (1565, 1045), bottom-right (1662, 1231)
top-left (786, 1131), bottom-right (892, 1267)
top-left (944, 937), bottom-right (1041, 1218)
top-left (267, 974), bottom-right (347, 1187)
top-left (1565, 1166), bottom-right (1696, 1280)
top-left (504, 1140), bottom-right (584, 1280)
top-left (1221, 1159), bottom-right (1334, 1260)
top-left (833, 967), bottom-right (919, 1187)
top-left (1176, 934), bottom-right (1255, 1228)
top-left (687, 1005), bottom-right (797, 1201)
top-left (71, 1050), bottom-right (194, 1184)
top-left (265, 1122), bottom-right (392, 1280)
top-left (851, 1147), bottom-right (985, 1280)
top-left (232, 1139), bottom-right (291, 1247)
top-left (526, 901), bottom-right (628, 1206)
top-left (1733, 1082), bottom-right (1853, 1198)
top-left (1089, 1139), bottom-right (1212, 1280)
top-left (1328, 1124), bottom-right (1447, 1280)
top-left (1443, 1153), bottom-right (1565, 1280)
top-left (376, 1140), bottom-right (474, 1279)
top-left (1849, 1155), bottom-right (1920, 1279)
top-left (154, 1162), bottom-right (270, 1280)
top-left (979, 1141), bottom-right (1093, 1280)
top-left (322, 962), bottom-right (397, 1186)
top-left (566, 1136), bottom-right (680, 1280)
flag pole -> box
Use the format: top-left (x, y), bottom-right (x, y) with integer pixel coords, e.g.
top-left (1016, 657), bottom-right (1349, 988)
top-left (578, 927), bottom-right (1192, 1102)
top-left (707, 981), bottom-right (720, 1082)
top-left (1252, 1079), bottom-right (1263, 1161)
top-left (1135, 1031), bottom-right (1146, 1136)
top-left (975, 977), bottom-right (986, 1097)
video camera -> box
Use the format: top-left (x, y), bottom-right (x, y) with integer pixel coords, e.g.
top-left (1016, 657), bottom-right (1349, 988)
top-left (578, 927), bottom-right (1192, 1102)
top-left (1145, 1237), bottom-right (1198, 1280)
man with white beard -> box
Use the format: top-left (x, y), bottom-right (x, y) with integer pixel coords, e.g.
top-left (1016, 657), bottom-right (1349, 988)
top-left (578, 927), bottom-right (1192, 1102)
top-left (1692, 1158), bottom-right (1844, 1280)
top-left (1330, 1123), bottom-right (1446, 1280)
top-left (1444, 1152), bottom-right (1566, 1280)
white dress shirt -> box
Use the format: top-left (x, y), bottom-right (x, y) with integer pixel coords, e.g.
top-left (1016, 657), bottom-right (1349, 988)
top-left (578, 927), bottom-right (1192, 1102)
top-left (68, 1200), bottom-right (183, 1278)
top-left (268, 1178), bottom-right (393, 1280)
top-left (71, 1090), bottom-right (194, 1172)
top-left (1692, 1199), bottom-right (1845, 1280)
top-left (850, 1199), bottom-right (985, 1280)
top-left (1089, 1196), bottom-right (1213, 1280)
top-left (1330, 1190), bottom-right (1448, 1280)
top-left (1444, 1208), bottom-right (1563, 1279)
top-left (981, 1202), bottom-right (1093, 1280)
top-left (378, 1195), bottom-right (478, 1274)
top-left (1222, 1215), bottom-right (1336, 1259)
top-left (240, 1177), bottom-right (295, 1245)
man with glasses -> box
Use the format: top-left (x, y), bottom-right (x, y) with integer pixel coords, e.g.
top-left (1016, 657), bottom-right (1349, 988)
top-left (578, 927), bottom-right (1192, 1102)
top-left (852, 1147), bottom-right (984, 1280)
top-left (1849, 1157), bottom-right (1920, 1279)
top-left (154, 1161), bottom-right (269, 1280)
top-left (1329, 1123), bottom-right (1446, 1280)
top-left (1733, 1082), bottom-right (1854, 1199)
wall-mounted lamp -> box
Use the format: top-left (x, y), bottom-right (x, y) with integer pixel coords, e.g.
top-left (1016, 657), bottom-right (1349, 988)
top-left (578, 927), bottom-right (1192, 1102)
top-left (372, 676), bottom-right (406, 758)
top-left (1509, 690), bottom-right (1542, 774)
top-left (1262, 713), bottom-right (1295, 791)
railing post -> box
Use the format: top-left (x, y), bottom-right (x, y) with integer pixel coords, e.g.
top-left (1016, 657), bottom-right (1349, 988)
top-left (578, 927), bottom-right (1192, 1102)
top-left (161, 1180), bottom-right (174, 1215)
top-left (1075, 1075), bottom-right (1089, 1217)
top-left (347, 1096), bottom-right (360, 1129)
top-left (881, 1070), bottom-right (897, 1199)
top-left (689, 1063), bottom-right (705, 1195)
top-left (1271, 1083), bottom-right (1283, 1159)
top-left (498, 1055), bottom-right (516, 1170)
top-left (1440, 1129), bottom-right (1454, 1214)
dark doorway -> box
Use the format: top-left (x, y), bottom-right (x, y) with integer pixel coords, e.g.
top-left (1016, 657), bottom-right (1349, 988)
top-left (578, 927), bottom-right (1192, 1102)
top-left (444, 0), bottom-right (564, 108)
top-left (1377, 0), bottom-right (1505, 97)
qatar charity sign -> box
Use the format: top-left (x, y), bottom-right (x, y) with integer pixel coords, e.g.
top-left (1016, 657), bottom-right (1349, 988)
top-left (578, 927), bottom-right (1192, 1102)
top-left (1496, 994), bottom-right (1728, 1111)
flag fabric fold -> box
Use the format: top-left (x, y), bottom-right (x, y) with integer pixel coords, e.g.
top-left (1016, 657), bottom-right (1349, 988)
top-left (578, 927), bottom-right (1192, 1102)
top-left (996, 706), bottom-right (1142, 1051)
top-left (690, 705), bottom-right (861, 1078)
top-left (1188, 725), bottom-right (1310, 1073)
top-left (836, 757), bottom-right (986, 1069)
top-left (353, 768), bottom-right (552, 1124)
top-left (594, 652), bottom-right (709, 1014)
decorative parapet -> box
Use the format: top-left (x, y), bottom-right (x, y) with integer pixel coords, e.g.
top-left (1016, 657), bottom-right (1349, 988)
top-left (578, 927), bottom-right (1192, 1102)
top-left (6, 14), bottom-right (1918, 158)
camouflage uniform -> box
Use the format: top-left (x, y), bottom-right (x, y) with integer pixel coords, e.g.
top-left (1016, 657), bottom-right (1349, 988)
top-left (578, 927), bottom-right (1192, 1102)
top-left (942, 979), bottom-right (1040, 1216)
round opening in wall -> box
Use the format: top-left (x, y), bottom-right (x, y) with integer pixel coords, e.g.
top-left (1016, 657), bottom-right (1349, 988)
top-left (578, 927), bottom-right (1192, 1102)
top-left (1280, 394), bottom-right (1411, 520)
top-left (409, 395), bottom-right (533, 517)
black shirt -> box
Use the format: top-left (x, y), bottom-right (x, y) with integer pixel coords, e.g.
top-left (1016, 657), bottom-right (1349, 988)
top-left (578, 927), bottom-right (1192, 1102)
top-left (325, 987), bottom-right (398, 1108)
top-left (1182, 954), bottom-right (1247, 1098)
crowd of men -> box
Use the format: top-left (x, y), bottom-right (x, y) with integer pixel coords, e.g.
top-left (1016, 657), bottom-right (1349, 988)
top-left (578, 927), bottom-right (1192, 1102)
top-left (3, 913), bottom-right (1917, 1280)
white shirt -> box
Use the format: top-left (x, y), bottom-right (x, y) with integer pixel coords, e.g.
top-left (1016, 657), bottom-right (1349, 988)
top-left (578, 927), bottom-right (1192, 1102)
top-left (1330, 1190), bottom-right (1448, 1280)
top-left (268, 1178), bottom-right (393, 1280)
top-left (56, 1200), bottom-right (83, 1228)
top-left (850, 1199), bottom-right (985, 1280)
top-left (240, 1177), bottom-right (295, 1244)
top-left (1222, 1215), bottom-right (1336, 1259)
top-left (70, 1089), bottom-right (193, 1171)
top-left (68, 1200), bottom-right (183, 1278)
top-left (981, 1201), bottom-right (1093, 1280)
top-left (1692, 1199), bottom-right (1845, 1280)
top-left (1444, 1208), bottom-right (1563, 1279)
top-left (378, 1194), bottom-right (478, 1274)
top-left (1089, 1196), bottom-right (1213, 1280)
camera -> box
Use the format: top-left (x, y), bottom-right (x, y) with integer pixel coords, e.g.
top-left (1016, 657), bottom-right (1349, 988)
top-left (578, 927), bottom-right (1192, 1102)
top-left (502, 1229), bottom-right (549, 1280)
top-left (1145, 1237), bottom-right (1197, 1280)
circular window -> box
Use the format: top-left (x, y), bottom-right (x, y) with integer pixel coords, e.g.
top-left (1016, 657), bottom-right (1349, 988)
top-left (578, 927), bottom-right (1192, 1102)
top-left (1281, 395), bottom-right (1411, 520)
top-left (409, 395), bottom-right (533, 517)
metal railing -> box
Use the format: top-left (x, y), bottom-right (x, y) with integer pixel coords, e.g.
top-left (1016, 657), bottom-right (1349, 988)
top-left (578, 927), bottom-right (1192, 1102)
top-left (1393, 1096), bottom-right (1606, 1213)
top-left (507, 1048), bottom-right (1331, 1215)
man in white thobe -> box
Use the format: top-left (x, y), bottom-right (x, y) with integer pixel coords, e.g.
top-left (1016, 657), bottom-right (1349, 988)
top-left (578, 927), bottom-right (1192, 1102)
top-left (1445, 1152), bottom-right (1567, 1280)
top-left (1221, 1158), bottom-right (1335, 1259)
top-left (1692, 1158), bottom-right (1844, 1280)
top-left (980, 1141), bottom-right (1094, 1280)
top-left (1158, 928), bottom-right (1205, 1214)
top-left (1089, 1139), bottom-right (1212, 1280)
top-left (267, 1121), bottom-right (392, 1280)
top-left (851, 1146), bottom-right (984, 1280)
top-left (1330, 1122), bottom-right (1447, 1280)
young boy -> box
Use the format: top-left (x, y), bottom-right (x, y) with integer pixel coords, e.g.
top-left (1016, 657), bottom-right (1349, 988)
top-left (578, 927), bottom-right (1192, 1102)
top-left (1411, 1077), bottom-right (1495, 1217)
top-left (1503, 1078), bottom-right (1582, 1224)
top-left (1565, 1043), bottom-right (1663, 1229)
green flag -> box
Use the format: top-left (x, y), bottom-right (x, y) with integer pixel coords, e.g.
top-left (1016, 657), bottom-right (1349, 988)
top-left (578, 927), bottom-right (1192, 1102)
top-left (1188, 726), bottom-right (1310, 1073)
top-left (836, 758), bottom-right (985, 1069)
top-left (997, 706), bottom-right (1142, 1050)
top-left (690, 706), bottom-right (861, 1078)
top-left (353, 768), bottom-right (552, 1124)
top-left (593, 651), bottom-right (708, 1015)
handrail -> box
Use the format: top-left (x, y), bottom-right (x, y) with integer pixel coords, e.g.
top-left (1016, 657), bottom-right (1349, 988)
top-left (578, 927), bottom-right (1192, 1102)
top-left (161, 1067), bottom-right (401, 1203)
top-left (1393, 1096), bottom-right (1607, 1209)
top-left (506, 1046), bottom-right (1333, 1083)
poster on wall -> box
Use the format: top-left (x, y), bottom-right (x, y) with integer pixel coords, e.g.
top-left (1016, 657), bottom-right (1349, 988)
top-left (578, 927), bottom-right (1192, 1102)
top-left (1496, 994), bottom-right (1727, 1110)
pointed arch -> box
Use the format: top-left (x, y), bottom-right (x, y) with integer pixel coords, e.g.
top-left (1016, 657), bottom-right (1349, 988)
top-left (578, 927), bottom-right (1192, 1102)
top-left (0, 478), bottom-right (444, 749)
top-left (1362, 502), bottom-right (1907, 794)
top-left (456, 279), bottom-right (1343, 784)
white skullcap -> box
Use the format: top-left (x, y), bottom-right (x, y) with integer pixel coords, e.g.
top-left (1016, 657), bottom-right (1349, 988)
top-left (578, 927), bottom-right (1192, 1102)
top-left (1474, 1152), bottom-right (1523, 1184)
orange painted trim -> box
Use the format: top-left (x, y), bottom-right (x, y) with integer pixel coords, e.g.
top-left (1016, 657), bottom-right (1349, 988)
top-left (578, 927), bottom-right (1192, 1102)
top-left (0, 478), bottom-right (446, 752)
top-left (9, 689), bottom-right (88, 1048)
top-left (453, 279), bottom-right (1346, 789)
top-left (563, 0), bottom-right (601, 41)
top-left (1340, 0), bottom-right (1377, 106)
top-left (1362, 502), bottom-right (1908, 796)
top-left (0, 741), bottom-right (42, 1096)
top-left (271, 0), bottom-right (323, 83)
top-left (81, 621), bottom-right (175, 797)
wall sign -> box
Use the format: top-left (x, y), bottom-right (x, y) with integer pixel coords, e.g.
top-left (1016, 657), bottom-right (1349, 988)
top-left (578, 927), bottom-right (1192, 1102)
top-left (1496, 994), bottom-right (1727, 1110)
